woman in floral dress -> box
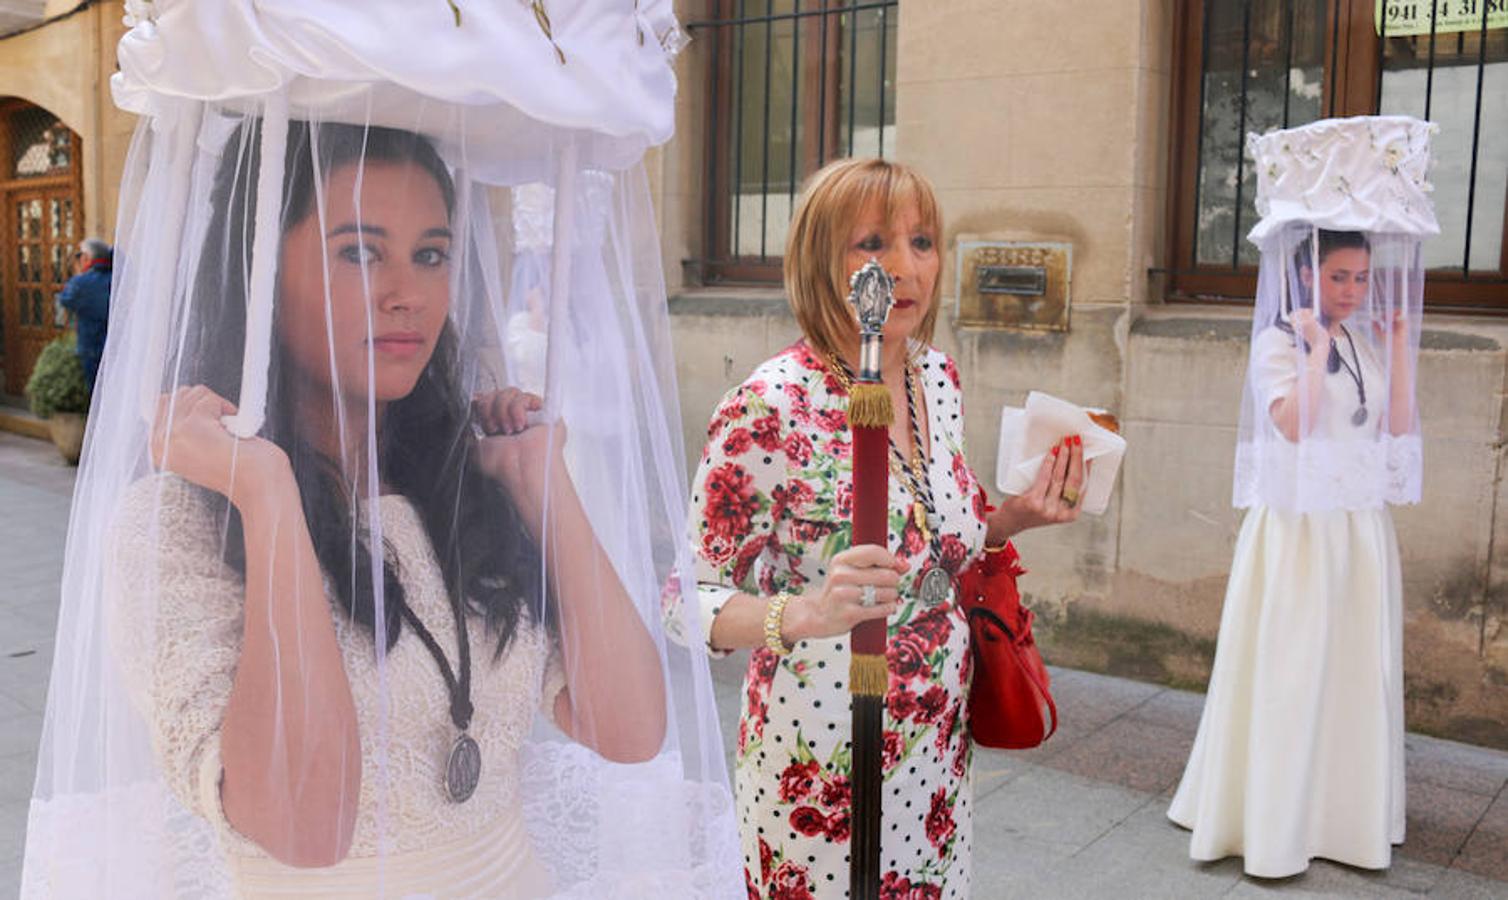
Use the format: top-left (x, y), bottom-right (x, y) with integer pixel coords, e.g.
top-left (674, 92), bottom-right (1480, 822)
top-left (682, 158), bottom-right (1086, 898)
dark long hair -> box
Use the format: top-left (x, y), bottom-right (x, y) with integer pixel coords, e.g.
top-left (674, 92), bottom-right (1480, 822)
top-left (183, 118), bottom-right (542, 653)
top-left (1276, 228), bottom-right (1372, 359)
top-left (1292, 228), bottom-right (1370, 286)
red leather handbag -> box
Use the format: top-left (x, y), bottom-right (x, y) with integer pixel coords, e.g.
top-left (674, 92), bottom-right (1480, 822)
top-left (956, 542), bottom-right (1058, 749)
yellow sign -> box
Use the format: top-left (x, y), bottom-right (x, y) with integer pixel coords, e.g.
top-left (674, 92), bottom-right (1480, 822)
top-left (1377, 0), bottom-right (1508, 36)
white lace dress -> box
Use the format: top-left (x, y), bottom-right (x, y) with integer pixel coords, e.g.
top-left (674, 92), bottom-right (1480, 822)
top-left (1168, 326), bottom-right (1406, 877)
top-left (108, 475), bottom-right (563, 898)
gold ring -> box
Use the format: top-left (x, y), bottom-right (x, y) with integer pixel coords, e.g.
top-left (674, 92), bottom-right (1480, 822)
top-left (1061, 485), bottom-right (1080, 507)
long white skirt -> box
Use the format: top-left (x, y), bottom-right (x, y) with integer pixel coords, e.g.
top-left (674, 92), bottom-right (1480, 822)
top-left (1168, 505), bottom-right (1405, 878)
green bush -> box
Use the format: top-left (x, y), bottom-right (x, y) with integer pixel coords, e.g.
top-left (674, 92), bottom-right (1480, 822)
top-left (25, 334), bottom-right (89, 418)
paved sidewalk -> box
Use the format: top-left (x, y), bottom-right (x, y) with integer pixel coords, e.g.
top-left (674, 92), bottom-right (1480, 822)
top-left (0, 432), bottom-right (74, 897)
top-left (2, 428), bottom-right (1505, 898)
top-left (709, 652), bottom-right (1508, 898)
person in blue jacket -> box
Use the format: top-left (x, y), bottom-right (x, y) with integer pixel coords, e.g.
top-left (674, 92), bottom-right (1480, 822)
top-left (58, 237), bottom-right (112, 396)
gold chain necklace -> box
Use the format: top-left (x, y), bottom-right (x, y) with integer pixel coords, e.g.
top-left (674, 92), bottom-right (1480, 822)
top-left (822, 353), bottom-right (935, 545)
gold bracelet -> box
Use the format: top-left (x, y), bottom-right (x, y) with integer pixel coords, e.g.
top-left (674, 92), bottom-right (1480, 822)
top-left (764, 592), bottom-right (795, 656)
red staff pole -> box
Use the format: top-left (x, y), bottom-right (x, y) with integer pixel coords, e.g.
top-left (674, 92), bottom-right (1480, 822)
top-left (845, 259), bottom-right (894, 900)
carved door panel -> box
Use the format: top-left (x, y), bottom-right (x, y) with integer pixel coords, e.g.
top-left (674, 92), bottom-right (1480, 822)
top-left (3, 187), bottom-right (76, 394)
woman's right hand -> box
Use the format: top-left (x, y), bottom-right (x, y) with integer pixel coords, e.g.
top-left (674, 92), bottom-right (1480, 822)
top-left (783, 544), bottom-right (908, 643)
top-left (150, 386), bottom-right (289, 509)
top-left (1293, 309), bottom-right (1329, 351)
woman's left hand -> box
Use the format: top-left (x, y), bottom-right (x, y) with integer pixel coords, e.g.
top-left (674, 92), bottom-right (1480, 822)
top-left (1378, 308), bottom-right (1409, 349)
top-left (473, 388), bottom-right (568, 513)
top-left (984, 436), bottom-right (1086, 544)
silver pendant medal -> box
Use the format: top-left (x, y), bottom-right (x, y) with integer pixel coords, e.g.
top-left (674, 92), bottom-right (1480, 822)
top-left (1333, 328), bottom-right (1369, 429)
top-left (919, 567), bottom-right (952, 608)
top-left (395, 596), bottom-right (481, 803)
top-left (446, 733), bottom-right (482, 803)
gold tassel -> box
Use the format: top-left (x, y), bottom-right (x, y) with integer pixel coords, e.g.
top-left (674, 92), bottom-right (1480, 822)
top-left (849, 653), bottom-right (889, 697)
top-left (848, 383), bottom-right (893, 429)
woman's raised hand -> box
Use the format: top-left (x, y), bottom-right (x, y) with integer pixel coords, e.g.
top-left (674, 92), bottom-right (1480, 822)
top-left (1378, 307), bottom-right (1409, 348)
top-left (472, 387), bottom-right (567, 513)
top-left (149, 386), bottom-right (288, 508)
top-left (985, 435), bottom-right (1086, 543)
top-left (1293, 308), bottom-right (1329, 348)
top-left (783, 544), bottom-right (908, 643)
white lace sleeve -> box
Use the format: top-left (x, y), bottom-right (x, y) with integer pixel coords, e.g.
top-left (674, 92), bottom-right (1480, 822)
top-left (107, 474), bottom-right (245, 839)
top-left (1253, 326), bottom-right (1299, 414)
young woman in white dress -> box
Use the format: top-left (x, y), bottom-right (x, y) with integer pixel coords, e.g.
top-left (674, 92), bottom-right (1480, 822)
top-left (101, 121), bottom-right (667, 896)
top-left (1169, 115), bottom-right (1438, 879)
top-left (21, 4), bottom-right (741, 898)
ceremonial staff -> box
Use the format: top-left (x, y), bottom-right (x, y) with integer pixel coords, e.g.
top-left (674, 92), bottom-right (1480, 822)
top-left (845, 258), bottom-right (894, 899)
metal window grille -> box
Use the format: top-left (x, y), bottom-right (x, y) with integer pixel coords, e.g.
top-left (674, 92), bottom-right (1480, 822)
top-left (1170, 0), bottom-right (1507, 310)
top-left (1376, 1), bottom-right (1508, 277)
top-left (687, 0), bottom-right (898, 284)
top-left (1191, 0), bottom-right (1330, 270)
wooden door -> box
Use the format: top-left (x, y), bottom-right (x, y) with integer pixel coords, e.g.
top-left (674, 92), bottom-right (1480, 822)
top-left (3, 187), bottom-right (76, 394)
top-left (0, 101), bottom-right (83, 396)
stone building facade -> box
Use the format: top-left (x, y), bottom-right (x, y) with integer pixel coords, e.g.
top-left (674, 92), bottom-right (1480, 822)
top-left (0, 0), bottom-right (133, 395)
top-left (656, 0), bottom-right (1508, 748)
top-left (2, 0), bottom-right (1502, 747)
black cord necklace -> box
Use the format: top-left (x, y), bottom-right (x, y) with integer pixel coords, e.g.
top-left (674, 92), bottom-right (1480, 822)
top-left (396, 585), bottom-right (481, 803)
top-left (1328, 325), bottom-right (1369, 427)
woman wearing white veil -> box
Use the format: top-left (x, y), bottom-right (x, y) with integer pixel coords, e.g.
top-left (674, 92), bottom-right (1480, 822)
top-left (1168, 116), bottom-right (1437, 878)
top-left (21, 2), bottom-right (738, 897)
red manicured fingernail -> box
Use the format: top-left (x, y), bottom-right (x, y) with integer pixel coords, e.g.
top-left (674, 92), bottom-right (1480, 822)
top-left (1052, 444), bottom-right (1061, 457)
top-left (1073, 435), bottom-right (1082, 447)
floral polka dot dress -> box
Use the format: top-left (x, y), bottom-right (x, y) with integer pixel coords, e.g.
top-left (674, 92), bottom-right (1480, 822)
top-left (684, 341), bottom-right (990, 898)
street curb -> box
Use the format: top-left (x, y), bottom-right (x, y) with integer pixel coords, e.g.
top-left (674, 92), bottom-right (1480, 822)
top-left (0, 409), bottom-right (49, 441)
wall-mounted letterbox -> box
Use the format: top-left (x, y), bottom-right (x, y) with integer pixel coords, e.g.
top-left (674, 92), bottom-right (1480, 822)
top-left (954, 241), bottom-right (1072, 331)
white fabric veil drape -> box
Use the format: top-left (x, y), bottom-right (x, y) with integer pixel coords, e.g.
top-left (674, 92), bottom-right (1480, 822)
top-left (21, 2), bottom-right (738, 897)
top-left (1234, 116), bottom-right (1438, 514)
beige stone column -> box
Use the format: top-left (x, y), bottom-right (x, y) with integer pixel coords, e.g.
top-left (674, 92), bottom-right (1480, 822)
top-left (892, 1), bottom-right (1174, 617)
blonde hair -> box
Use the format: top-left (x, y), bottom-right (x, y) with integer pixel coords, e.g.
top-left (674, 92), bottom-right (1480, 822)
top-left (783, 157), bottom-right (943, 363)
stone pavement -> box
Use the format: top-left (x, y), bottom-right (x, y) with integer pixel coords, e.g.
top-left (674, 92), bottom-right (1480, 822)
top-left (709, 652), bottom-right (1508, 898)
top-left (1, 428), bottom-right (1506, 898)
top-left (0, 431), bottom-right (74, 898)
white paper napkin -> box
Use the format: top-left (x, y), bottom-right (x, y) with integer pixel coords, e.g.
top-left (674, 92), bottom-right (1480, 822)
top-left (995, 391), bottom-right (1126, 516)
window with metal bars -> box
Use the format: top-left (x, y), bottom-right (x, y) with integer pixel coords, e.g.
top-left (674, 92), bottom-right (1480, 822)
top-left (686, 0), bottom-right (898, 284)
top-left (1167, 0), bottom-right (1508, 311)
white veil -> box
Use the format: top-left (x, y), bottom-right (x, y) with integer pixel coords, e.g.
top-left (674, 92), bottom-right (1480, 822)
top-left (22, 2), bottom-right (737, 897)
top-left (1234, 116), bottom-right (1438, 514)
